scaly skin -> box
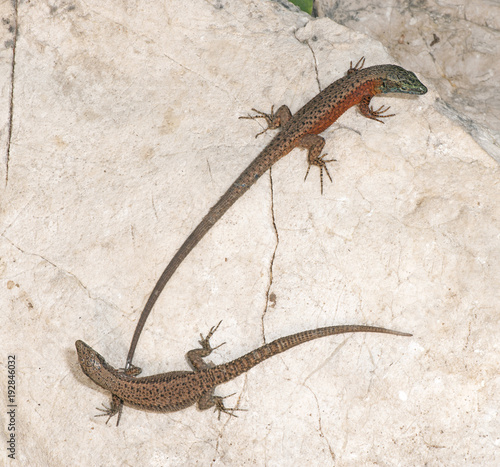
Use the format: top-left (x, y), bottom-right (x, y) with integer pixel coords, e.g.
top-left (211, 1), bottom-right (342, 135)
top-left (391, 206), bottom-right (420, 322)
top-left (124, 58), bottom-right (427, 368)
top-left (76, 323), bottom-right (411, 424)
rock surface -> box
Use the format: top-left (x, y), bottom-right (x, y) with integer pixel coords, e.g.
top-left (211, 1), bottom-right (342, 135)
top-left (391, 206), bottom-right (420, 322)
top-left (1, 0), bottom-right (498, 465)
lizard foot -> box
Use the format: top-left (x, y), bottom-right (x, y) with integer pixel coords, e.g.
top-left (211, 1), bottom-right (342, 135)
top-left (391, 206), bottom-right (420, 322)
top-left (95, 397), bottom-right (123, 426)
top-left (239, 104), bottom-right (292, 138)
top-left (116, 364), bottom-right (142, 377)
top-left (199, 320), bottom-right (225, 352)
top-left (366, 104), bottom-right (395, 123)
top-left (213, 394), bottom-right (247, 420)
top-left (304, 153), bottom-right (336, 195)
top-left (239, 106), bottom-right (280, 138)
top-left (348, 57), bottom-right (365, 75)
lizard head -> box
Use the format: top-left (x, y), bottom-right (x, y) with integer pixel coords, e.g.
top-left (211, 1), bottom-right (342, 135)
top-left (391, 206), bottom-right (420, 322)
top-left (379, 66), bottom-right (427, 95)
top-left (76, 340), bottom-right (126, 396)
top-left (75, 340), bottom-right (106, 376)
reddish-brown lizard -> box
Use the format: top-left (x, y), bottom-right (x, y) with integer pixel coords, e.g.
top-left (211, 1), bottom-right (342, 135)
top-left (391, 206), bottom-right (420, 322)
top-left (76, 323), bottom-right (411, 424)
top-left (125, 58), bottom-right (427, 368)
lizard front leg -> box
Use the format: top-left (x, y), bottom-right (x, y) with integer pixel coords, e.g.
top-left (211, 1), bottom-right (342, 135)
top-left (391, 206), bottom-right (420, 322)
top-left (95, 365), bottom-right (142, 426)
top-left (347, 56), bottom-right (365, 75)
top-left (239, 104), bottom-right (292, 137)
top-left (188, 323), bottom-right (245, 419)
top-left (358, 95), bottom-right (395, 123)
top-left (186, 321), bottom-right (225, 371)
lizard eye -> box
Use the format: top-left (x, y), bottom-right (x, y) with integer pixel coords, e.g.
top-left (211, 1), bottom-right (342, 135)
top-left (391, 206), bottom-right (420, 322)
top-left (91, 356), bottom-right (102, 369)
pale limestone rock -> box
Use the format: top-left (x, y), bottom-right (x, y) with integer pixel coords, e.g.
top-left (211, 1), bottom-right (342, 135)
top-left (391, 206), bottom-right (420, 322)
top-left (0, 0), bottom-right (498, 465)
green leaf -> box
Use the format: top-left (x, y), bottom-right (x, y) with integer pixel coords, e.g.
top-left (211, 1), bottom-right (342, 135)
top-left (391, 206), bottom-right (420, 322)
top-left (289, 0), bottom-right (313, 15)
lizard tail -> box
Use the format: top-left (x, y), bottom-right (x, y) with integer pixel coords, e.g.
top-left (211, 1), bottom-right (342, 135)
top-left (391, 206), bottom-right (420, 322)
top-left (211, 324), bottom-right (411, 384)
top-left (125, 140), bottom-right (287, 367)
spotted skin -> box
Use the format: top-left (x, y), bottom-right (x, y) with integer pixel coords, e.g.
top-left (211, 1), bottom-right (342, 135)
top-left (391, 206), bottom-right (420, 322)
top-left (76, 323), bottom-right (411, 424)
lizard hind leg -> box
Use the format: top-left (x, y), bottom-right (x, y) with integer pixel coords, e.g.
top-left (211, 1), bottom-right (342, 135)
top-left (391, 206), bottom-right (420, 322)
top-left (239, 104), bottom-right (292, 138)
top-left (300, 134), bottom-right (336, 194)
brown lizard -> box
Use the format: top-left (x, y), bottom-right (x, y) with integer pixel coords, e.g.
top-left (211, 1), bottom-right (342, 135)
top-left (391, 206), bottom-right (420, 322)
top-left (76, 323), bottom-right (411, 425)
top-left (125, 58), bottom-right (427, 368)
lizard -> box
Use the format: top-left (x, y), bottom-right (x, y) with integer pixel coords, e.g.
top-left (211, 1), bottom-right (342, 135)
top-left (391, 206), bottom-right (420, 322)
top-left (76, 322), bottom-right (412, 425)
top-left (125, 58), bottom-right (427, 368)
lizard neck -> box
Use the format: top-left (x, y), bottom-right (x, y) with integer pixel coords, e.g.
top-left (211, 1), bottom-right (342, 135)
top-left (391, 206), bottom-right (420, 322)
top-left (76, 340), bottom-right (132, 393)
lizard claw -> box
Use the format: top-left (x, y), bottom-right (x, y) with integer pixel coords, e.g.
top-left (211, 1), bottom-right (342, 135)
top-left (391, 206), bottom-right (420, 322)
top-left (213, 394), bottom-right (247, 420)
top-left (199, 320), bottom-right (225, 351)
top-left (367, 104), bottom-right (395, 123)
top-left (95, 404), bottom-right (119, 425)
top-left (95, 394), bottom-right (123, 426)
top-left (116, 364), bottom-right (142, 377)
top-left (239, 106), bottom-right (280, 138)
top-left (348, 57), bottom-right (365, 75)
top-left (304, 153), bottom-right (336, 195)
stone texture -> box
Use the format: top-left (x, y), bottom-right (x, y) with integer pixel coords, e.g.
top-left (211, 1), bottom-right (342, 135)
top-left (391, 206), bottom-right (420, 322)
top-left (1, 0), bottom-right (498, 465)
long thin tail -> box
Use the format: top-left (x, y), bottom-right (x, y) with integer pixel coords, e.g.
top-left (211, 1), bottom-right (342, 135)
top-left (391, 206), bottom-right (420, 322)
top-left (125, 146), bottom-right (282, 367)
top-left (211, 325), bottom-right (411, 384)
